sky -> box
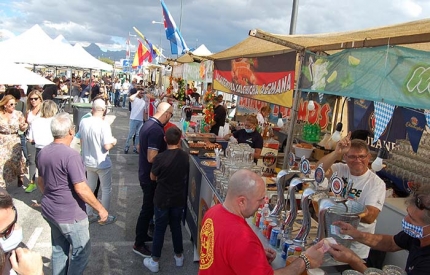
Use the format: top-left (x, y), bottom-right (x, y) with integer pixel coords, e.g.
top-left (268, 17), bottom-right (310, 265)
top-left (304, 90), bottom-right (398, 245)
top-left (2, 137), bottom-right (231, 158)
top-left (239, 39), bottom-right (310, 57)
top-left (1, 0), bottom-right (430, 59)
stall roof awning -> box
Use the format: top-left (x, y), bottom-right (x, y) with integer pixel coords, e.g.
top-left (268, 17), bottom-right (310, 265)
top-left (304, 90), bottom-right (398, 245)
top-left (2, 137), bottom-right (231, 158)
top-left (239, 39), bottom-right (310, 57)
top-left (209, 19), bottom-right (430, 61)
top-left (249, 18), bottom-right (430, 53)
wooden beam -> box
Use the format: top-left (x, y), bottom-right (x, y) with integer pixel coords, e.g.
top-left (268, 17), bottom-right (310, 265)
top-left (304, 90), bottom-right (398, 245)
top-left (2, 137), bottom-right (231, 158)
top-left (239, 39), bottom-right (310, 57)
top-left (307, 33), bottom-right (430, 52)
top-left (248, 29), bottom-right (304, 51)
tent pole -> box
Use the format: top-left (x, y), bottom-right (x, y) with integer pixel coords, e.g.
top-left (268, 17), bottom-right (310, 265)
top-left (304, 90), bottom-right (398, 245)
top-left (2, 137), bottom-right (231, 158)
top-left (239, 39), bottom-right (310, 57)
top-left (282, 50), bottom-right (305, 170)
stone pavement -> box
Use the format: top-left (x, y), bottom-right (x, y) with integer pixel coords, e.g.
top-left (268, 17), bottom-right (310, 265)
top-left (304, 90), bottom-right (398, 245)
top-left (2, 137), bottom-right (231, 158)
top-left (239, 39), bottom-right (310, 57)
top-left (10, 104), bottom-right (200, 275)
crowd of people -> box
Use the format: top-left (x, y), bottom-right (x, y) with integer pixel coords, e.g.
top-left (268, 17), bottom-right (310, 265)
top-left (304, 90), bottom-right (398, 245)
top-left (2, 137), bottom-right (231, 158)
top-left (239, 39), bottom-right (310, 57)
top-left (0, 76), bottom-right (429, 275)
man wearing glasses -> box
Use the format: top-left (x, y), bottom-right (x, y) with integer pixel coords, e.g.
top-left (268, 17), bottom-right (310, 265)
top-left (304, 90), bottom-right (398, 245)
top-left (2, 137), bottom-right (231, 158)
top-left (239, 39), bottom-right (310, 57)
top-left (0, 188), bottom-right (43, 275)
top-left (317, 131), bottom-right (386, 259)
top-left (327, 185), bottom-right (430, 274)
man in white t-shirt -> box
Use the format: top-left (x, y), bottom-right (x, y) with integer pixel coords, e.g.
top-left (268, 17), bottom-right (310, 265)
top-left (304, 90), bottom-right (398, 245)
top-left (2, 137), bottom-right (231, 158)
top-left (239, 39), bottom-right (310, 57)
top-left (79, 99), bottom-right (117, 225)
top-left (121, 80), bottom-right (130, 108)
top-left (316, 131), bottom-right (386, 259)
top-left (124, 87), bottom-right (146, 154)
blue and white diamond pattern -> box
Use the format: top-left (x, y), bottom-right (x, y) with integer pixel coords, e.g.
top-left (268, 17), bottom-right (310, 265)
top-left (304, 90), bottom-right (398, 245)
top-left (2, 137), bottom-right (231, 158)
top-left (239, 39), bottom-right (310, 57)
top-left (425, 110), bottom-right (430, 129)
top-left (373, 101), bottom-right (395, 143)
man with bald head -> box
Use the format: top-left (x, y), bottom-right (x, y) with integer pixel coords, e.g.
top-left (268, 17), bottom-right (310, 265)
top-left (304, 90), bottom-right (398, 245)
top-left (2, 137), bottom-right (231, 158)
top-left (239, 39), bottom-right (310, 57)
top-left (199, 169), bottom-right (325, 275)
top-left (133, 102), bottom-right (174, 258)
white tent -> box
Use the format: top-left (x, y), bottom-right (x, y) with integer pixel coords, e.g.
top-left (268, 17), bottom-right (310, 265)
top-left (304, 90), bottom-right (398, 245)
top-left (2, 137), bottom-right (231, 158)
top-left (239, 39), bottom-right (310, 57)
top-left (0, 25), bottom-right (112, 70)
top-left (73, 43), bottom-right (113, 71)
top-left (54, 35), bottom-right (112, 71)
top-left (192, 44), bottom-right (212, 56)
top-left (0, 25), bottom-right (79, 67)
top-left (0, 62), bottom-right (53, 85)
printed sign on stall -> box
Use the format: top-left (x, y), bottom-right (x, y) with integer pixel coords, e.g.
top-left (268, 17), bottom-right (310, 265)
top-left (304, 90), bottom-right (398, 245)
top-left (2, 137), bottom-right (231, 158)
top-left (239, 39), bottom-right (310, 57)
top-left (213, 52), bottom-right (296, 107)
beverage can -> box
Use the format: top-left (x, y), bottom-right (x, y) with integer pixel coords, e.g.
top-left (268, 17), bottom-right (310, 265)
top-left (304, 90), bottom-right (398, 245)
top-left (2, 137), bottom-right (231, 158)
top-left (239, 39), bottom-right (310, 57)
top-left (266, 222), bottom-right (276, 239)
top-left (287, 244), bottom-right (296, 257)
top-left (282, 240), bottom-right (294, 259)
top-left (270, 227), bottom-right (280, 247)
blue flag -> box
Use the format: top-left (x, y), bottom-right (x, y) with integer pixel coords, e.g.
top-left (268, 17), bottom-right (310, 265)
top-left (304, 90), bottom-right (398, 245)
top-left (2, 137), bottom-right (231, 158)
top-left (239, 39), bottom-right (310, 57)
top-left (160, 0), bottom-right (189, 55)
top-left (144, 38), bottom-right (158, 63)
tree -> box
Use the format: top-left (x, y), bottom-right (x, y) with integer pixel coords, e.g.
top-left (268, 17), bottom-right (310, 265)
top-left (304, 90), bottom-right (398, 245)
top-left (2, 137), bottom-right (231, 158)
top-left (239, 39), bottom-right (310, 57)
top-left (99, 57), bottom-right (114, 65)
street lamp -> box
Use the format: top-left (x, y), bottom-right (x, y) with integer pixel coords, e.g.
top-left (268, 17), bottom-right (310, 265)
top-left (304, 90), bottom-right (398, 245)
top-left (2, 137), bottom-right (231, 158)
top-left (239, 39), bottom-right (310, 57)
top-left (152, 20), bottom-right (163, 52)
top-left (152, 20), bottom-right (164, 64)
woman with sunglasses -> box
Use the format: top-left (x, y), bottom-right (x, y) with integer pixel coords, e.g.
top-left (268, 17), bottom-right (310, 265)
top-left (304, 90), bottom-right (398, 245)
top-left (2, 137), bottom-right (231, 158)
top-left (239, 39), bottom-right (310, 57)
top-left (23, 91), bottom-right (43, 193)
top-left (0, 95), bottom-right (28, 188)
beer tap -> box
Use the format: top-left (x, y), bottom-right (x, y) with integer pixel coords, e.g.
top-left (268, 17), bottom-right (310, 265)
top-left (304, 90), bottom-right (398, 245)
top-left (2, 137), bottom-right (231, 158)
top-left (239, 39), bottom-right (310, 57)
top-left (270, 152), bottom-right (300, 217)
top-left (294, 188), bottom-right (316, 244)
top-left (315, 198), bottom-right (338, 242)
top-left (283, 177), bottom-right (303, 234)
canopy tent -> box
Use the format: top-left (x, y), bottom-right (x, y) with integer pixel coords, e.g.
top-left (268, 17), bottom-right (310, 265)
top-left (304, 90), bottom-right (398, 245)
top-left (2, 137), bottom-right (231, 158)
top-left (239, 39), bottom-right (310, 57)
top-left (251, 18), bottom-right (430, 53)
top-left (176, 44), bottom-right (213, 63)
top-left (0, 62), bottom-right (54, 85)
top-left (0, 25), bottom-right (112, 70)
top-left (0, 25), bottom-right (80, 67)
top-left (72, 43), bottom-right (113, 71)
top-left (247, 18), bottom-right (430, 110)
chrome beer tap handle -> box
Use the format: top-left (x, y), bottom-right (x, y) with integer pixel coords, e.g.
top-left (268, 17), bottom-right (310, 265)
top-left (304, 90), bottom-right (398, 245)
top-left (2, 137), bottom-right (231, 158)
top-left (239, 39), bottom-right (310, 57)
top-left (269, 170), bottom-right (299, 217)
top-left (284, 178), bottom-right (303, 232)
top-left (294, 188), bottom-right (316, 243)
top-left (315, 198), bottom-right (338, 243)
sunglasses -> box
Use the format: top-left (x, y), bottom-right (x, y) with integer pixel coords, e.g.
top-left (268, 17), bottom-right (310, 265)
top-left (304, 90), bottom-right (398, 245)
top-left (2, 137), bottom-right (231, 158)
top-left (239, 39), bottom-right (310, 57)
top-left (0, 206), bottom-right (17, 240)
top-left (415, 195), bottom-right (430, 211)
top-left (7, 103), bottom-right (17, 107)
top-left (30, 97), bottom-right (40, 101)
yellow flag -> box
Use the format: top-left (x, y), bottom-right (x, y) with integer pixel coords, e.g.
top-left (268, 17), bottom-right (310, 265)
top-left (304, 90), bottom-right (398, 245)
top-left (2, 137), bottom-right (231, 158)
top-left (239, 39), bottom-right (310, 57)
top-left (133, 27), bottom-right (162, 56)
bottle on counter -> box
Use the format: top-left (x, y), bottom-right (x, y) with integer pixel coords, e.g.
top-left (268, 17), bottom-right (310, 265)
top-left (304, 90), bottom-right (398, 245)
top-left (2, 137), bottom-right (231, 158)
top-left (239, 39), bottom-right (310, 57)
top-left (261, 203), bottom-right (270, 219)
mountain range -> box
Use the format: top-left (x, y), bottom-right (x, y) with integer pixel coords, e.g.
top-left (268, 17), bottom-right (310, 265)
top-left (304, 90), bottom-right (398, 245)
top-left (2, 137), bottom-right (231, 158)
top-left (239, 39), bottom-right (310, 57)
top-left (84, 43), bottom-right (128, 61)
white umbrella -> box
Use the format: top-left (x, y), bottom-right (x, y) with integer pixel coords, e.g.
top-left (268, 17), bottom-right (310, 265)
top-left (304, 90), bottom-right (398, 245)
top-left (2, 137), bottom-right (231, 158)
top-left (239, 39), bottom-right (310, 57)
top-left (0, 62), bottom-right (53, 85)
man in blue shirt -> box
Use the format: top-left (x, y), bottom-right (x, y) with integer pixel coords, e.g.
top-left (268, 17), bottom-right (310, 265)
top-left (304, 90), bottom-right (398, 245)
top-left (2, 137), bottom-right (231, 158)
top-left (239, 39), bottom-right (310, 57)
top-left (133, 102), bottom-right (173, 258)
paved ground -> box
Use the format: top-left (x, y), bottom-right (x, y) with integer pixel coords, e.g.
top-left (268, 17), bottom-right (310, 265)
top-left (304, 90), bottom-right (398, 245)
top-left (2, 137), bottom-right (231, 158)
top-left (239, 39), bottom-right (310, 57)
top-left (10, 103), bottom-right (200, 275)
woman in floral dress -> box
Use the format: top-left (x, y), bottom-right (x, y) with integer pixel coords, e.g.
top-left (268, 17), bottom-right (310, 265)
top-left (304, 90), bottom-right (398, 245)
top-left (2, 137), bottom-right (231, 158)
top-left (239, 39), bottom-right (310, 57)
top-left (0, 95), bottom-right (28, 188)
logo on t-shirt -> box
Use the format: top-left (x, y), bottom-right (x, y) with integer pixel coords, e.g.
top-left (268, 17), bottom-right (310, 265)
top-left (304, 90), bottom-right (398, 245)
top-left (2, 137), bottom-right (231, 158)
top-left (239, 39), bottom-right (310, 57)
top-left (200, 218), bottom-right (214, 269)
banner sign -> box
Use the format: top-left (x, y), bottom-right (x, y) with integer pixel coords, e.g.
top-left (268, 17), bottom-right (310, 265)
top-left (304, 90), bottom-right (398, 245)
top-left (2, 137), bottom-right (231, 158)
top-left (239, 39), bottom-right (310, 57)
top-left (172, 63), bottom-right (184, 78)
top-left (348, 100), bottom-right (404, 151)
top-left (301, 46), bottom-right (430, 110)
top-left (182, 60), bottom-right (213, 82)
top-left (236, 93), bottom-right (336, 130)
top-left (213, 52), bottom-right (296, 107)
top-left (401, 108), bottom-right (426, 152)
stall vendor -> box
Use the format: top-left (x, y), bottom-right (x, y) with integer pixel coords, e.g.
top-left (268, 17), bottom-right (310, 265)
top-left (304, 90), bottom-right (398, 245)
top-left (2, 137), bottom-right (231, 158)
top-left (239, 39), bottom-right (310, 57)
top-left (257, 105), bottom-right (271, 129)
top-left (224, 115), bottom-right (263, 160)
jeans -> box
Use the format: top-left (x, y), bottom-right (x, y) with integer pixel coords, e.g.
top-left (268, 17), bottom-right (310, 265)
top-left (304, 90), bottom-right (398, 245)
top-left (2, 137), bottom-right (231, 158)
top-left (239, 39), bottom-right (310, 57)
top-left (151, 206), bottom-right (184, 259)
top-left (124, 120), bottom-right (143, 150)
top-left (85, 167), bottom-right (112, 215)
top-left (20, 134), bottom-right (28, 160)
top-left (114, 90), bottom-right (120, 106)
top-left (135, 181), bottom-right (156, 247)
top-left (122, 93), bottom-right (127, 107)
top-left (26, 141), bottom-right (36, 182)
top-left (44, 216), bottom-right (91, 275)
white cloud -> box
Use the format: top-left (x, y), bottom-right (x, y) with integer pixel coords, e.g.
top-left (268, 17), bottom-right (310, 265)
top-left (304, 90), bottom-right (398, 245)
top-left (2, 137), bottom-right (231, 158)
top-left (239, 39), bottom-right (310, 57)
top-left (1, 0), bottom-right (430, 56)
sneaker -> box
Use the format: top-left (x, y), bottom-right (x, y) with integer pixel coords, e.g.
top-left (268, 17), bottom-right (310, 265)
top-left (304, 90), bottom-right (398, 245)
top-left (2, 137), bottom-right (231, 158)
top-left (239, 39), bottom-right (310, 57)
top-left (174, 255), bottom-right (184, 267)
top-left (133, 244), bottom-right (151, 258)
top-left (124, 147), bottom-right (129, 154)
top-left (25, 183), bottom-right (37, 193)
top-left (98, 215), bottom-right (117, 226)
top-left (143, 258), bottom-right (159, 273)
top-left (133, 148), bottom-right (138, 154)
top-left (88, 214), bottom-right (99, 223)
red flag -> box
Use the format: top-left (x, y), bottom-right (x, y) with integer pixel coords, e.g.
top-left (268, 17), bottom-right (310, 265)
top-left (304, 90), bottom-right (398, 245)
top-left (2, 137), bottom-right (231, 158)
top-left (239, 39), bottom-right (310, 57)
top-left (132, 40), bottom-right (150, 67)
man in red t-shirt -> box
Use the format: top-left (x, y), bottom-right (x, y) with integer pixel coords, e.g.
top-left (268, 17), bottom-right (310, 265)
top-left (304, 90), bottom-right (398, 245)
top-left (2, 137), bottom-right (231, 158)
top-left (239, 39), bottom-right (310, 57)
top-left (199, 169), bottom-right (325, 275)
